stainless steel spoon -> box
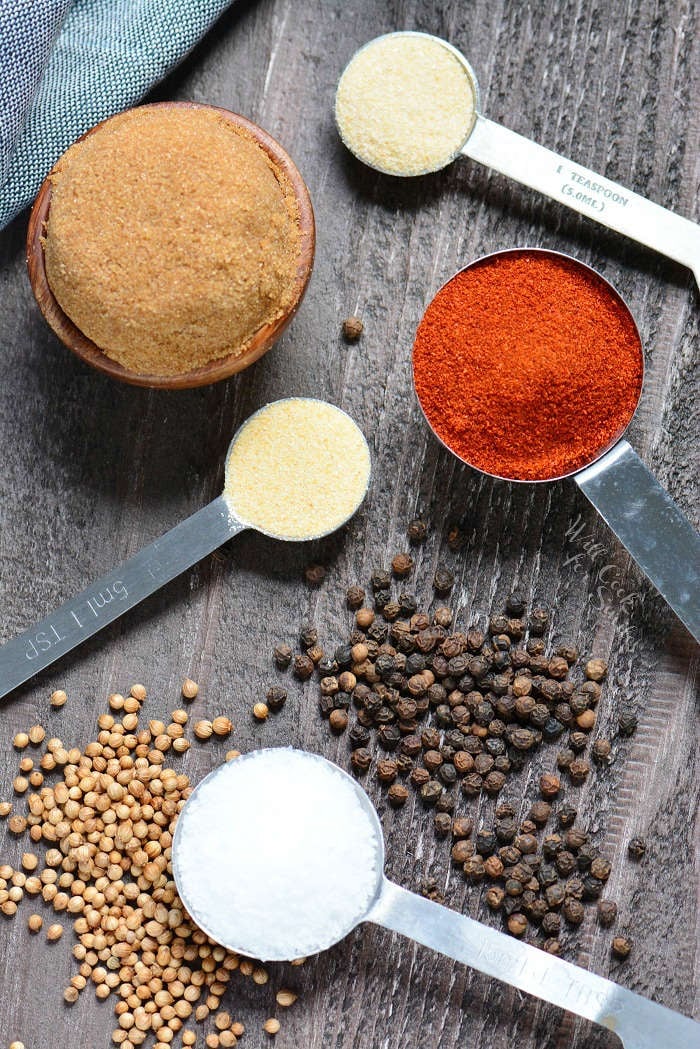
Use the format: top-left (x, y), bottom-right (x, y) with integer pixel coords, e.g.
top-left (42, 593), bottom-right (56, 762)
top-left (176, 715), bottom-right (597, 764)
top-left (336, 31), bottom-right (700, 288)
top-left (172, 748), bottom-right (700, 1049)
top-left (412, 248), bottom-right (700, 642)
top-left (0, 399), bottom-right (370, 700)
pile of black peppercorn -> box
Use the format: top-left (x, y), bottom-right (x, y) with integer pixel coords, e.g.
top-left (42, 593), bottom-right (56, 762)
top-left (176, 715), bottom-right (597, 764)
top-left (272, 524), bottom-right (640, 958)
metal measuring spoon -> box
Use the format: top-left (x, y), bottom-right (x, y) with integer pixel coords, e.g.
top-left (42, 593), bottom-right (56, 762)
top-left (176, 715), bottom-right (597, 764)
top-left (412, 248), bottom-right (700, 642)
top-left (172, 748), bottom-right (700, 1049)
top-left (335, 32), bottom-right (700, 288)
top-left (0, 399), bottom-right (370, 701)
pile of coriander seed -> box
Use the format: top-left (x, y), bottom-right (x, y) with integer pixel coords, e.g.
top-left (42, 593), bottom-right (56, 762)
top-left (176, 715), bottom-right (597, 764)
top-left (0, 684), bottom-right (298, 1048)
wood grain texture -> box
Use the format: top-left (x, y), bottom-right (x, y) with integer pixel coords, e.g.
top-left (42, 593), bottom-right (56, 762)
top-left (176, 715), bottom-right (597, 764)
top-left (0, 0), bottom-right (697, 1047)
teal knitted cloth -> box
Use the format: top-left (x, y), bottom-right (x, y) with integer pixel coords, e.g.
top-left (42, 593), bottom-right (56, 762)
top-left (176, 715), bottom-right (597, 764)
top-left (0, 0), bottom-right (234, 229)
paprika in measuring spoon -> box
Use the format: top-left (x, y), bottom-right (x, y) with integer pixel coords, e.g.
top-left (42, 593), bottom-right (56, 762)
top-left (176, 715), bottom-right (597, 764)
top-left (413, 250), bottom-right (642, 481)
top-left (412, 248), bottom-right (700, 640)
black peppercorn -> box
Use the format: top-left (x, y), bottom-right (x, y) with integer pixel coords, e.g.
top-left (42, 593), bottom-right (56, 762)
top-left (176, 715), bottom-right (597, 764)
top-left (596, 899), bottom-right (618, 927)
top-left (463, 856), bottom-right (485, 883)
top-left (435, 792), bottom-right (455, 813)
top-left (388, 782), bottom-right (409, 807)
top-left (273, 642), bottom-right (293, 669)
top-left (266, 685), bottom-right (287, 712)
top-left (475, 829), bottom-right (497, 856)
top-left (541, 911), bottom-right (561, 936)
top-left (407, 518), bottom-right (428, 544)
top-left (433, 565), bottom-right (455, 594)
top-left (529, 607), bottom-right (549, 635)
top-left (370, 569), bottom-right (391, 592)
top-left (420, 779), bottom-right (443, 805)
top-left (350, 747), bottom-right (371, 773)
top-left (617, 708), bottom-right (638, 737)
top-left (293, 654), bottom-right (315, 680)
top-left (611, 935), bottom-right (632, 960)
top-left (554, 801), bottom-right (579, 826)
top-left (434, 812), bottom-right (452, 837)
top-left (627, 836), bottom-right (646, 860)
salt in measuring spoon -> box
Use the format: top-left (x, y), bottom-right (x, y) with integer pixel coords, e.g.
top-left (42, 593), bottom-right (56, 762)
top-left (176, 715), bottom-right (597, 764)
top-left (335, 32), bottom-right (700, 288)
top-left (411, 249), bottom-right (700, 641)
top-left (0, 399), bottom-right (370, 701)
top-left (172, 748), bottom-right (700, 1049)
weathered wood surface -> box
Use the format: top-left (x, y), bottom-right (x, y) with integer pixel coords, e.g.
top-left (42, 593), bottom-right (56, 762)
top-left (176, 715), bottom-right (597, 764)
top-left (0, 1), bottom-right (697, 1047)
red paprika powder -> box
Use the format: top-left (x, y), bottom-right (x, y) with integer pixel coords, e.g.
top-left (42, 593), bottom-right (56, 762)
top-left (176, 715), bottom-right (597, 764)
top-left (412, 250), bottom-right (643, 481)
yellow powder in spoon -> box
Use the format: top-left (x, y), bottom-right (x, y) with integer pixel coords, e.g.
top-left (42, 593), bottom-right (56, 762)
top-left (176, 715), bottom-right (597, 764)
top-left (336, 33), bottom-right (476, 177)
top-left (43, 106), bottom-right (301, 377)
top-left (224, 399), bottom-right (370, 540)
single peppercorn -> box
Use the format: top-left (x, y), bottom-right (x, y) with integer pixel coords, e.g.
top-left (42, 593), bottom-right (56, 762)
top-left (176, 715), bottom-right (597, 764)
top-left (329, 709), bottom-right (348, 734)
top-left (507, 913), bottom-right (528, 937)
top-left (597, 899), bottom-right (618, 927)
top-left (568, 757), bottom-right (591, 785)
top-left (539, 773), bottom-right (561, 799)
top-left (391, 552), bottom-right (414, 577)
top-left (388, 783), bottom-right (409, 807)
top-left (293, 654), bottom-right (315, 680)
top-left (627, 836), bottom-right (646, 860)
top-left (611, 936), bottom-right (632, 959)
top-left (266, 685), bottom-right (287, 712)
top-left (407, 518), bottom-right (428, 543)
top-left (592, 738), bottom-right (612, 764)
top-left (273, 643), bottom-right (293, 669)
top-left (350, 748), bottom-right (371, 773)
top-left (433, 565), bottom-right (455, 593)
top-left (529, 607), bottom-right (549, 635)
top-left (585, 658), bottom-right (608, 682)
top-left (617, 708), bottom-right (638, 737)
top-left (342, 315), bottom-right (363, 341)
top-left (304, 563), bottom-right (326, 586)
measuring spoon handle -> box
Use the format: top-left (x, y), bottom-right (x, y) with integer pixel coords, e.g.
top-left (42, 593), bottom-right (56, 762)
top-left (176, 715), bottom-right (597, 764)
top-left (574, 440), bottom-right (700, 641)
top-left (0, 496), bottom-right (244, 701)
top-left (369, 879), bottom-right (700, 1049)
top-left (463, 115), bottom-right (700, 288)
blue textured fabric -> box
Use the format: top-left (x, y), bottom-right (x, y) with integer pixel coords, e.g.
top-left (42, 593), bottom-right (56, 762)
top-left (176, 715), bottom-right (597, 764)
top-left (0, 0), bottom-right (235, 230)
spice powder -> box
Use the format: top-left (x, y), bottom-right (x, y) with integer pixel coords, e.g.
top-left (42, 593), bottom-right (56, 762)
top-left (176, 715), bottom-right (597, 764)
top-left (413, 251), bottom-right (643, 481)
top-left (44, 106), bottom-right (301, 376)
top-left (224, 398), bottom-right (370, 540)
top-left (336, 33), bottom-right (476, 176)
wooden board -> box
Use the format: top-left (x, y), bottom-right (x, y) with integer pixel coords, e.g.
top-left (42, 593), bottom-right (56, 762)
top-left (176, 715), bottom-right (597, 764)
top-left (0, 1), bottom-right (697, 1046)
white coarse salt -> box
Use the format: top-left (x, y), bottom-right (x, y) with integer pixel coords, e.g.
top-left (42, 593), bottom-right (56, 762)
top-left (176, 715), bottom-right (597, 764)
top-left (174, 748), bottom-right (382, 960)
top-left (336, 33), bottom-right (476, 176)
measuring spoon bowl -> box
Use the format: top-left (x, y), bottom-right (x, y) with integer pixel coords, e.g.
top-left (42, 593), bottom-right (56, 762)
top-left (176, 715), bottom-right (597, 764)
top-left (172, 747), bottom-right (700, 1049)
top-left (0, 399), bottom-right (370, 701)
top-left (412, 248), bottom-right (700, 641)
top-left (336, 32), bottom-right (700, 286)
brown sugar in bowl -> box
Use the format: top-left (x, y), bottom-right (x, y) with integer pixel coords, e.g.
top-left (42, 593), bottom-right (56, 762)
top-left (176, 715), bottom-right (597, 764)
top-left (26, 102), bottom-right (315, 389)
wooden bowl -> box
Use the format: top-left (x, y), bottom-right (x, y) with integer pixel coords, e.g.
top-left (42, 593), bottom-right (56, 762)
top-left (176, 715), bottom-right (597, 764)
top-left (26, 102), bottom-right (316, 389)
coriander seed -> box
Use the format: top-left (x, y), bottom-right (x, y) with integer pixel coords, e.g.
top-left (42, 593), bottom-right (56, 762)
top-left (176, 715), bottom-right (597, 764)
top-left (263, 1018), bottom-right (281, 1035)
top-left (50, 689), bottom-right (68, 708)
top-left (253, 702), bottom-right (269, 721)
top-left (212, 716), bottom-right (233, 736)
top-left (47, 922), bottom-right (64, 941)
top-left (194, 720), bottom-right (213, 740)
top-left (12, 732), bottom-right (29, 749)
top-left (182, 678), bottom-right (199, 700)
top-left (27, 913), bottom-right (43, 932)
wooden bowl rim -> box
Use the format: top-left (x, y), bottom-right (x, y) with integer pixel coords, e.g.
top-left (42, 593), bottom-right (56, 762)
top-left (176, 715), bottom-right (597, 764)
top-left (26, 101), bottom-right (316, 390)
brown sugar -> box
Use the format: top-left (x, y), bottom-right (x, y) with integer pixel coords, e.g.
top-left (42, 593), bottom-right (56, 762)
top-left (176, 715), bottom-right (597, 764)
top-left (43, 106), bottom-right (301, 377)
